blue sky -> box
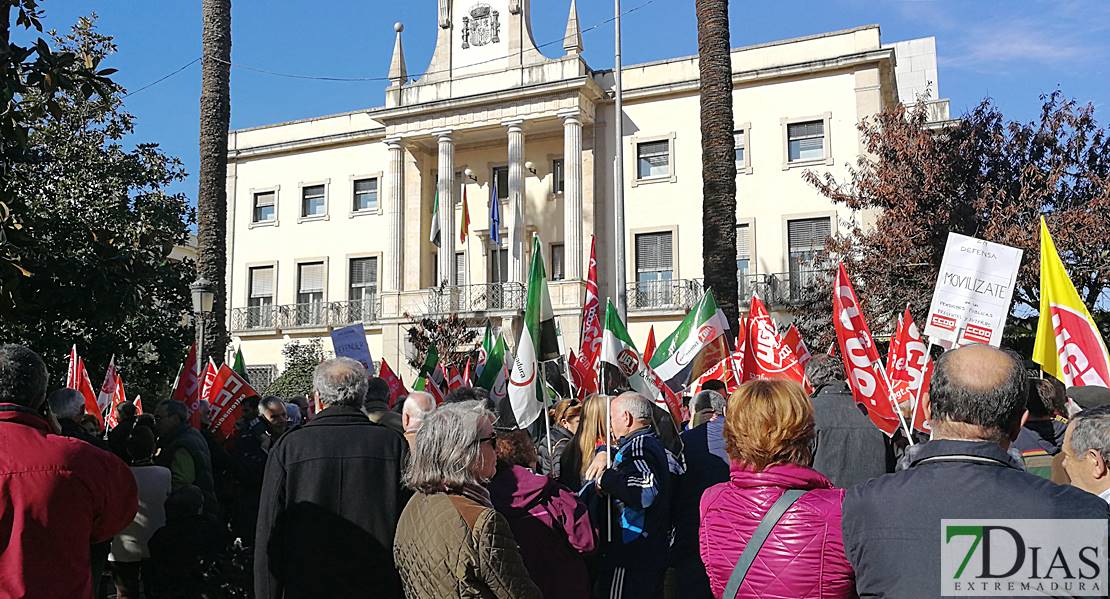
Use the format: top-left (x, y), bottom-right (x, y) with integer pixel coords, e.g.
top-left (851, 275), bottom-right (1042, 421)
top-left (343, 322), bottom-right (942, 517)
top-left (30, 0), bottom-right (1110, 205)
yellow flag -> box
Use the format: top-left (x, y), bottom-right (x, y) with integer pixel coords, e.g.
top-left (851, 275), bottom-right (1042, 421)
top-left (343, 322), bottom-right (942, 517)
top-left (1032, 217), bottom-right (1110, 386)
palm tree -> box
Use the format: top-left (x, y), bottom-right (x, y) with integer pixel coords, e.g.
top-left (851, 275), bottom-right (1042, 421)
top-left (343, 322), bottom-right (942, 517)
top-left (197, 0), bottom-right (232, 364)
top-left (696, 0), bottom-right (739, 332)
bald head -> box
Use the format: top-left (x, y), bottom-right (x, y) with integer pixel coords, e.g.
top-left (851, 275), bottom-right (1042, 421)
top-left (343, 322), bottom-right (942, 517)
top-left (928, 344), bottom-right (1027, 443)
top-left (402, 391), bottom-right (436, 433)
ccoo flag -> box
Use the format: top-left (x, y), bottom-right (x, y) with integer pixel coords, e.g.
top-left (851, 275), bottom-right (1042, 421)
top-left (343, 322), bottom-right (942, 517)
top-left (648, 290), bottom-right (730, 392)
top-left (1033, 217), bottom-right (1110, 387)
top-left (507, 235), bottom-right (559, 428)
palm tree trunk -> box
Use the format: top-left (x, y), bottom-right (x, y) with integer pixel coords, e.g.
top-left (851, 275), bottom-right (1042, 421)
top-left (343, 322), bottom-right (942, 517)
top-left (197, 0), bottom-right (231, 365)
top-left (696, 0), bottom-right (739, 333)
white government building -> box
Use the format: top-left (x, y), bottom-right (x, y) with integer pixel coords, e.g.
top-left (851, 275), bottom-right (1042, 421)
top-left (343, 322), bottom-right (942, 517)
top-left (223, 0), bottom-right (950, 387)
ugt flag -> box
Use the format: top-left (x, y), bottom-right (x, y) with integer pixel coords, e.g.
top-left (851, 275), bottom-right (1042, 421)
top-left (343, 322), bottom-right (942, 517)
top-left (648, 290), bottom-right (730, 392)
top-left (1033, 217), bottom-right (1110, 387)
top-left (745, 294), bottom-right (807, 387)
top-left (575, 236), bottom-right (602, 397)
top-left (508, 235), bottom-right (559, 429)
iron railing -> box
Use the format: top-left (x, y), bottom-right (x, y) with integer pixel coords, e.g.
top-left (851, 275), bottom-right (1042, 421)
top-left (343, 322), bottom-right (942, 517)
top-left (743, 270), bottom-right (830, 305)
top-left (425, 282), bottom-right (527, 314)
top-left (230, 296), bottom-right (382, 332)
top-left (627, 279), bottom-right (705, 311)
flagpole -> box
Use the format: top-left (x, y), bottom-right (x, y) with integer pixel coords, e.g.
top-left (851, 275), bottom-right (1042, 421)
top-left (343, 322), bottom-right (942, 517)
top-left (876, 359), bottom-right (915, 444)
top-left (612, 0), bottom-right (628, 321)
top-left (909, 339), bottom-right (935, 439)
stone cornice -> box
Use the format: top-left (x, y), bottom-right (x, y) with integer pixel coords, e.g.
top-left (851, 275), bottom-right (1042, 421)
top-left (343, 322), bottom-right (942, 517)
top-left (227, 127), bottom-right (386, 161)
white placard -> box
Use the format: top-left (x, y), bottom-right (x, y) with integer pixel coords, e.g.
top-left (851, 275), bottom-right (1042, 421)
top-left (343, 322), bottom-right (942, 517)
top-left (924, 232), bottom-right (1023, 347)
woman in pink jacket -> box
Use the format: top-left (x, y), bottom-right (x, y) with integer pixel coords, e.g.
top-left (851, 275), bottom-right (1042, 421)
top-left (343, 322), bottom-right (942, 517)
top-left (699, 379), bottom-right (855, 599)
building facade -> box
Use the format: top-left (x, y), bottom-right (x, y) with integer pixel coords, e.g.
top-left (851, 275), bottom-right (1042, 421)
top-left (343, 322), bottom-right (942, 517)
top-left (224, 0), bottom-right (948, 383)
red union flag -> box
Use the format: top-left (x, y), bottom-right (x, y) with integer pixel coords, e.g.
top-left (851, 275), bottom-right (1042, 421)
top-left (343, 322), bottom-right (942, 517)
top-left (576, 237), bottom-right (602, 396)
top-left (105, 373), bottom-right (127, 430)
top-left (170, 345), bottom-right (203, 428)
top-left (782, 324), bottom-right (812, 367)
top-left (378, 358), bottom-right (408, 409)
top-left (96, 356), bottom-right (118, 413)
top-left (744, 295), bottom-right (807, 386)
top-left (207, 365), bottom-right (259, 442)
top-left (1033, 217), bottom-right (1110, 387)
top-left (833, 263), bottom-right (902, 437)
top-left (887, 307), bottom-right (933, 435)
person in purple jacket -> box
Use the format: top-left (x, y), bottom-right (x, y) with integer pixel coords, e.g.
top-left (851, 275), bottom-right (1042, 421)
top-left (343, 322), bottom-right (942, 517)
top-left (487, 428), bottom-right (596, 598)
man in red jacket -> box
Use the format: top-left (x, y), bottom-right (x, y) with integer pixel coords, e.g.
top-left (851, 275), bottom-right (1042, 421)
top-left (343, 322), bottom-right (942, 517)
top-left (0, 345), bottom-right (138, 599)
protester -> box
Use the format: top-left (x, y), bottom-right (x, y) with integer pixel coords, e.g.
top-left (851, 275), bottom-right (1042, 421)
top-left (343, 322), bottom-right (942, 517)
top-left (0, 344), bottom-right (138, 599)
top-left (110, 426), bottom-right (172, 599)
top-left (401, 390), bottom-right (436, 447)
top-left (153, 399), bottom-right (219, 516)
top-left (394, 401), bottom-right (542, 599)
top-left (47, 386), bottom-right (107, 448)
top-left (582, 392), bottom-right (674, 599)
top-left (699, 379), bottom-right (854, 598)
top-left (147, 485), bottom-right (226, 599)
top-left (285, 400), bottom-right (303, 427)
top-left (1062, 405), bottom-right (1110, 502)
top-left (488, 428), bottom-right (595, 598)
top-left (255, 357), bottom-right (410, 599)
top-left (80, 412), bottom-right (103, 438)
top-left (558, 393), bottom-right (608, 490)
top-left (672, 390), bottom-right (729, 599)
top-left (806, 354), bottom-right (894, 487)
top-left (843, 344), bottom-right (1110, 597)
top-left (540, 398), bottom-right (580, 478)
top-left (366, 376), bottom-right (404, 435)
top-left (108, 401), bottom-right (141, 458)
top-left (1014, 377), bottom-right (1067, 454)
top-left (232, 395), bottom-right (292, 544)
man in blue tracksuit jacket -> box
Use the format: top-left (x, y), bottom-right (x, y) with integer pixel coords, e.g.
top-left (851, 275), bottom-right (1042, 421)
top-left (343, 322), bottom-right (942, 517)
top-left (584, 392), bottom-right (675, 599)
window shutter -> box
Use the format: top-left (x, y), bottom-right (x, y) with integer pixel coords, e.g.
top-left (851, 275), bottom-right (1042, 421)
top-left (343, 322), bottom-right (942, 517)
top-left (788, 121), bottom-right (824, 139)
top-left (254, 191), bottom-right (275, 207)
top-left (636, 232), bottom-right (673, 272)
top-left (788, 218), bottom-right (831, 253)
top-left (350, 258), bottom-right (376, 286)
top-left (455, 252), bottom-right (465, 286)
top-left (736, 224), bottom-right (751, 260)
top-left (250, 267), bottom-right (274, 298)
top-left (298, 262), bottom-right (324, 293)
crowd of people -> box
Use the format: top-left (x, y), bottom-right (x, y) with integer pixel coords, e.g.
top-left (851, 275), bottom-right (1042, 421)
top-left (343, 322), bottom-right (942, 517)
top-left (2, 340), bottom-right (1110, 598)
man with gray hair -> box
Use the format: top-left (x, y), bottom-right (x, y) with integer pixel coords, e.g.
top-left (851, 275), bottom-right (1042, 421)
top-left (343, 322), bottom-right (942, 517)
top-left (583, 392), bottom-right (674, 598)
top-left (401, 391), bottom-right (436, 448)
top-left (672, 389), bottom-right (729, 599)
top-left (47, 388), bottom-right (105, 448)
top-left (1063, 405), bottom-right (1110, 502)
top-left (255, 357), bottom-right (410, 599)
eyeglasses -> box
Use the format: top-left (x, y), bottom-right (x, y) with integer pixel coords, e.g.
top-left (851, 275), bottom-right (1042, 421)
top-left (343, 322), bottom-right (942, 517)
top-left (478, 434), bottom-right (496, 446)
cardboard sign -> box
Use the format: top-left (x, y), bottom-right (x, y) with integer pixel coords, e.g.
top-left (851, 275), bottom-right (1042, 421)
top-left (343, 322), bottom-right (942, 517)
top-left (924, 233), bottom-right (1023, 347)
top-left (331, 323), bottom-right (374, 372)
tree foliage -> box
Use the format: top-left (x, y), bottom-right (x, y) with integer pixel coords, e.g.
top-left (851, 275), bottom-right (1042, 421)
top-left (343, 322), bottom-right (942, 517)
top-left (263, 339), bottom-right (326, 399)
top-left (403, 311), bottom-right (480, 373)
top-left (0, 16), bottom-right (194, 399)
top-left (792, 93), bottom-right (1110, 350)
top-left (1, 0), bottom-right (118, 310)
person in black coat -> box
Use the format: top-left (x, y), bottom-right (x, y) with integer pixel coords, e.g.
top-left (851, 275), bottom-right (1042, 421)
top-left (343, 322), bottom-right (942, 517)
top-left (254, 357), bottom-right (411, 599)
top-left (843, 344), bottom-right (1110, 598)
top-left (805, 354), bottom-right (895, 487)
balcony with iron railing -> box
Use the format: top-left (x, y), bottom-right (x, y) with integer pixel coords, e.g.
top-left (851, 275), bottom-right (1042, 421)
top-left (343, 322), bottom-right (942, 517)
top-left (422, 282), bottom-right (527, 315)
top-left (625, 270), bottom-right (831, 312)
top-left (231, 296), bottom-right (382, 332)
top-left (627, 279), bottom-right (705, 312)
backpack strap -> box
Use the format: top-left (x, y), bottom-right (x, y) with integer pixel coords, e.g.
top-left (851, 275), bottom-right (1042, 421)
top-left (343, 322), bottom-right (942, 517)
top-left (722, 489), bottom-right (807, 599)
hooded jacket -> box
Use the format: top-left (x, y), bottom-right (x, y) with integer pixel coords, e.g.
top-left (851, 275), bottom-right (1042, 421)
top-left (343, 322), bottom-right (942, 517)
top-left (488, 464), bottom-right (596, 598)
top-left (0, 404), bottom-right (138, 599)
top-left (699, 462), bottom-right (854, 599)
top-left (595, 427), bottom-right (674, 570)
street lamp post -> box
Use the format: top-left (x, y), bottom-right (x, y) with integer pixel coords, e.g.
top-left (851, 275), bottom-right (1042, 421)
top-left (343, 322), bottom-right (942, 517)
top-left (190, 278), bottom-right (215, 382)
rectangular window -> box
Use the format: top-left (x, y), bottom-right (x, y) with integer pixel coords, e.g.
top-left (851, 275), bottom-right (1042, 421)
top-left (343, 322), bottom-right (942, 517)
top-left (248, 266), bottom-right (274, 327)
top-left (301, 184), bottom-right (326, 218)
top-left (736, 223), bottom-right (751, 298)
top-left (348, 257), bottom-right (377, 322)
top-left (787, 120), bottom-right (825, 162)
top-left (734, 130), bottom-right (746, 170)
top-left (296, 262), bottom-right (325, 325)
top-left (635, 232), bottom-right (674, 308)
top-left (551, 243), bottom-right (565, 281)
top-left (552, 159), bottom-right (565, 194)
top-left (489, 246), bottom-right (509, 284)
top-left (252, 191), bottom-right (276, 223)
top-left (455, 252), bottom-right (465, 286)
top-left (636, 140), bottom-right (671, 179)
top-left (352, 178), bottom-right (378, 212)
top-left (787, 217), bottom-right (831, 299)
top-left (492, 166), bottom-right (509, 200)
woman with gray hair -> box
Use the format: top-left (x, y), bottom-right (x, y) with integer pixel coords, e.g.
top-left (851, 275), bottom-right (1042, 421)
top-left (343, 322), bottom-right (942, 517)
top-left (393, 401), bottom-right (541, 599)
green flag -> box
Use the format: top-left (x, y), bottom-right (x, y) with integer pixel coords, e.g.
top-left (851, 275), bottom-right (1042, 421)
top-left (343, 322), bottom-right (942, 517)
top-left (232, 347), bottom-right (248, 382)
top-left (477, 334), bottom-right (506, 390)
top-left (507, 235), bottom-right (558, 428)
top-left (413, 345), bottom-right (440, 391)
top-left (480, 321), bottom-right (494, 361)
top-left (647, 290), bottom-right (730, 391)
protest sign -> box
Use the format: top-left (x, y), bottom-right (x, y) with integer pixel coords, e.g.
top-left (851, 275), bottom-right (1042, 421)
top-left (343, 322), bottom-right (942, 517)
top-left (331, 323), bottom-right (374, 372)
top-left (924, 232), bottom-right (1022, 347)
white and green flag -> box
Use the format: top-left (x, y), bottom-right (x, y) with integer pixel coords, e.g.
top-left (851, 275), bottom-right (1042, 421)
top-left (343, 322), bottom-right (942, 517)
top-left (477, 333), bottom-right (506, 390)
top-left (601, 300), bottom-right (685, 423)
top-left (648, 290), bottom-right (730, 391)
top-left (429, 188), bottom-right (440, 247)
top-left (507, 235), bottom-right (559, 428)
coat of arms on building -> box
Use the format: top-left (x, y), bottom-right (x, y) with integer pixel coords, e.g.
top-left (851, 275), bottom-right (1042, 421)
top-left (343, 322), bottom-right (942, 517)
top-left (461, 3), bottom-right (500, 49)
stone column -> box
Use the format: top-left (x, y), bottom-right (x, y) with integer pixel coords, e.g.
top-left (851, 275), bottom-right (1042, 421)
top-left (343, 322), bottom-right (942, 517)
top-left (504, 120), bottom-right (525, 283)
top-left (559, 110), bottom-right (583, 280)
top-left (384, 138), bottom-right (405, 292)
top-left (436, 131), bottom-right (455, 287)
